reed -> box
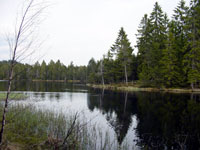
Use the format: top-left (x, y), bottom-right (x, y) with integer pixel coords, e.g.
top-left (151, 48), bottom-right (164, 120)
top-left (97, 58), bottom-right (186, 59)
top-left (0, 104), bottom-right (132, 150)
top-left (0, 93), bottom-right (28, 100)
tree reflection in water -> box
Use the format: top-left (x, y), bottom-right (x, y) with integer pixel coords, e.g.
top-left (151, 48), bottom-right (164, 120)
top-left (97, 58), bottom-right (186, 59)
top-left (1, 81), bottom-right (200, 149)
top-left (87, 89), bottom-right (200, 150)
top-left (87, 89), bottom-right (137, 145)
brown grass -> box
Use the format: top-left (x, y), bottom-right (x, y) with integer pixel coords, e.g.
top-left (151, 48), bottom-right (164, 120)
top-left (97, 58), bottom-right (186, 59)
top-left (87, 83), bottom-right (200, 93)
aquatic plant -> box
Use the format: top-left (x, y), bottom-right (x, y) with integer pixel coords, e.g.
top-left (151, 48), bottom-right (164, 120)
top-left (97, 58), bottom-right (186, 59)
top-left (0, 93), bottom-right (28, 100)
top-left (0, 104), bottom-right (131, 150)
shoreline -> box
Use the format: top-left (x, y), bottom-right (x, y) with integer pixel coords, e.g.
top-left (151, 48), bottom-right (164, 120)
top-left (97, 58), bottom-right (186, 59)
top-left (31, 79), bottom-right (81, 83)
top-left (87, 84), bottom-right (200, 94)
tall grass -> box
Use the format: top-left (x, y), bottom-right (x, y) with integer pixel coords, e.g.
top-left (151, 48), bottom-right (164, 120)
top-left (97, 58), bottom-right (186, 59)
top-left (0, 93), bottom-right (28, 100)
top-left (0, 104), bottom-right (132, 150)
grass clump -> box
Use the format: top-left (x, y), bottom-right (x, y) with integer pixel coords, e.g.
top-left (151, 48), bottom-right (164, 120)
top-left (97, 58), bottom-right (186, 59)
top-left (0, 93), bottom-right (28, 100)
top-left (0, 104), bottom-right (131, 150)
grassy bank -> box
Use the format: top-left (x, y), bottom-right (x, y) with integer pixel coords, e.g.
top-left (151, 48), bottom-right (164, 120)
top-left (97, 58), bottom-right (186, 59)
top-left (87, 83), bottom-right (200, 93)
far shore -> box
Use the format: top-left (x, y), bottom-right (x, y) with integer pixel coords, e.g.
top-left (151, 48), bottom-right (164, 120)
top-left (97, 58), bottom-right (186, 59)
top-left (0, 79), bottom-right (83, 84)
top-left (87, 83), bottom-right (200, 94)
top-left (29, 79), bottom-right (81, 83)
top-left (1, 79), bottom-right (199, 93)
top-left (32, 79), bottom-right (66, 82)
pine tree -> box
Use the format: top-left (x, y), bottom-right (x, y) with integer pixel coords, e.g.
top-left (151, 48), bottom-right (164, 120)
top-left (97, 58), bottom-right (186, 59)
top-left (161, 21), bottom-right (183, 87)
top-left (55, 60), bottom-right (62, 80)
top-left (172, 0), bottom-right (189, 86)
top-left (149, 2), bottom-right (168, 84)
top-left (111, 27), bottom-right (133, 85)
top-left (33, 61), bottom-right (40, 79)
top-left (68, 61), bottom-right (75, 81)
top-left (40, 60), bottom-right (47, 80)
top-left (87, 58), bottom-right (99, 83)
top-left (48, 60), bottom-right (55, 80)
top-left (137, 3), bottom-right (168, 86)
top-left (103, 51), bottom-right (115, 83)
top-left (183, 0), bottom-right (200, 89)
top-left (136, 14), bottom-right (153, 81)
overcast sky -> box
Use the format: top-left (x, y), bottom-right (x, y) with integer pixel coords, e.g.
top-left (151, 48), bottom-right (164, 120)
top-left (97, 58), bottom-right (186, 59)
top-left (0, 0), bottom-right (190, 66)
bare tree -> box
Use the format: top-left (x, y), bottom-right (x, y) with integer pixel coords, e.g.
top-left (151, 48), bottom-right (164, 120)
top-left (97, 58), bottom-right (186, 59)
top-left (0, 0), bottom-right (47, 144)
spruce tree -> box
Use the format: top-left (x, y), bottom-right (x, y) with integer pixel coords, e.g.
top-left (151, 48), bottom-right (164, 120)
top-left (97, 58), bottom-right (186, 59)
top-left (48, 60), bottom-right (55, 80)
top-left (173, 0), bottom-right (189, 86)
top-left (149, 2), bottom-right (168, 84)
top-left (111, 27), bottom-right (133, 85)
top-left (137, 3), bottom-right (168, 86)
top-left (161, 21), bottom-right (183, 87)
top-left (33, 61), bottom-right (40, 79)
top-left (40, 60), bottom-right (47, 80)
top-left (103, 51), bottom-right (116, 83)
top-left (183, 0), bottom-right (200, 89)
top-left (136, 14), bottom-right (153, 81)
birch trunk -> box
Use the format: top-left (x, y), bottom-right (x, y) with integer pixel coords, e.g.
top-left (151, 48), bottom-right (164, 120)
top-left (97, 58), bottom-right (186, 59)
top-left (0, 0), bottom-right (45, 144)
top-left (0, 67), bottom-right (13, 143)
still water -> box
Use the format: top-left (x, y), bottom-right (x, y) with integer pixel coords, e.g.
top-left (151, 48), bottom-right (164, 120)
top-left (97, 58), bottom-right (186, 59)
top-left (0, 81), bottom-right (200, 150)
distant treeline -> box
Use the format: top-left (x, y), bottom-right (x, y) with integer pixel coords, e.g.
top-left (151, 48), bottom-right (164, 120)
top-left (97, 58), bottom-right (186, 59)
top-left (0, 0), bottom-right (200, 88)
top-left (0, 60), bottom-right (87, 83)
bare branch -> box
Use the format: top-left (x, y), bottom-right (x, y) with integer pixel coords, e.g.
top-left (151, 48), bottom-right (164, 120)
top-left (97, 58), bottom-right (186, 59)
top-left (0, 0), bottom-right (47, 144)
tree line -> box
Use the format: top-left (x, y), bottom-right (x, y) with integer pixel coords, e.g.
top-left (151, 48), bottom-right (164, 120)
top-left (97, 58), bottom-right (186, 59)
top-left (0, 0), bottom-right (200, 89)
top-left (0, 60), bottom-right (87, 82)
top-left (87, 0), bottom-right (200, 89)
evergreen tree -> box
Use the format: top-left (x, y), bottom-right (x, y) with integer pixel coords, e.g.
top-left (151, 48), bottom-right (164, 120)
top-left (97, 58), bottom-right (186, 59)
top-left (137, 2), bottom-right (168, 86)
top-left (173, 0), bottom-right (189, 86)
top-left (161, 21), bottom-right (183, 87)
top-left (87, 58), bottom-right (99, 83)
top-left (130, 54), bottom-right (138, 81)
top-left (33, 61), bottom-right (40, 79)
top-left (149, 2), bottom-right (168, 84)
top-left (40, 60), bottom-right (47, 80)
top-left (136, 14), bottom-right (153, 81)
top-left (48, 60), bottom-right (55, 80)
top-left (111, 27), bottom-right (133, 85)
top-left (55, 60), bottom-right (62, 80)
top-left (67, 61), bottom-right (75, 81)
top-left (102, 51), bottom-right (115, 83)
top-left (183, 0), bottom-right (200, 89)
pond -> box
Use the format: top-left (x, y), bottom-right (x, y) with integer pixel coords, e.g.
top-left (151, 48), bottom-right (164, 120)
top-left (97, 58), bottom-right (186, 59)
top-left (0, 81), bottom-right (200, 150)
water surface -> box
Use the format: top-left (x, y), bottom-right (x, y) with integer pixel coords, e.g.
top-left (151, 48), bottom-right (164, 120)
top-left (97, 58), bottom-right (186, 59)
top-left (0, 81), bottom-right (200, 150)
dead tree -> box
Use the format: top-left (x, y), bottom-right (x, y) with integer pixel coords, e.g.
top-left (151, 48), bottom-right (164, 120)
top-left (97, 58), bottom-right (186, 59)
top-left (0, 0), bottom-right (47, 144)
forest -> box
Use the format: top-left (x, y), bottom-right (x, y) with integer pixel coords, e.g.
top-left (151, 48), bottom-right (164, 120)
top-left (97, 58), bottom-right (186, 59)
top-left (0, 0), bottom-right (200, 89)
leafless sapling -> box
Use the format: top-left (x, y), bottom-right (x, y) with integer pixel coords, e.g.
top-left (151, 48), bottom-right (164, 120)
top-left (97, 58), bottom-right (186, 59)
top-left (0, 0), bottom-right (47, 144)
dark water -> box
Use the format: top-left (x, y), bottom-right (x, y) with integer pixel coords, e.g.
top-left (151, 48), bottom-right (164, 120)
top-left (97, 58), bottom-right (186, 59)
top-left (0, 81), bottom-right (200, 150)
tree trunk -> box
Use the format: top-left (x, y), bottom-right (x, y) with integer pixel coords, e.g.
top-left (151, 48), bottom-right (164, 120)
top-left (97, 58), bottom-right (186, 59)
top-left (0, 0), bottom-right (38, 144)
top-left (102, 74), bottom-right (104, 86)
top-left (124, 64), bottom-right (128, 85)
top-left (100, 61), bottom-right (104, 86)
top-left (191, 82), bottom-right (194, 90)
top-left (0, 64), bottom-right (14, 144)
